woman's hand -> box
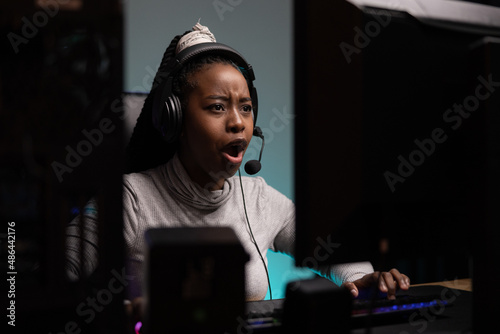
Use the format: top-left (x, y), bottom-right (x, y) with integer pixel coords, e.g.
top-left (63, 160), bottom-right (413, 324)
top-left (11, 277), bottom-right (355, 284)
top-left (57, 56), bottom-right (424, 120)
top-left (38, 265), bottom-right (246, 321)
top-left (343, 268), bottom-right (410, 300)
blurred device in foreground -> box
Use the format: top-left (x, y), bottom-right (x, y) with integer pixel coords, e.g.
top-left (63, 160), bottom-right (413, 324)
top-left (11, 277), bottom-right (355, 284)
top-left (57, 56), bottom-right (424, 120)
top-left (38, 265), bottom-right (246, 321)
top-left (143, 227), bottom-right (249, 334)
top-left (1, 1), bottom-right (125, 333)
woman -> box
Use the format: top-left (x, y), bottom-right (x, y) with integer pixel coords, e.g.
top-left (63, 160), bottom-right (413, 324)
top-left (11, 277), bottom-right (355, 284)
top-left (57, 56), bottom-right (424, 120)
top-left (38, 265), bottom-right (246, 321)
top-left (67, 22), bottom-right (409, 314)
top-left (125, 22), bottom-right (410, 300)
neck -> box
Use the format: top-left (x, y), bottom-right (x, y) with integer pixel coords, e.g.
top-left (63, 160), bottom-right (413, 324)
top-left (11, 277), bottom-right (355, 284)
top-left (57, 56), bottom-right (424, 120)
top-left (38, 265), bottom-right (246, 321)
top-left (177, 152), bottom-right (225, 191)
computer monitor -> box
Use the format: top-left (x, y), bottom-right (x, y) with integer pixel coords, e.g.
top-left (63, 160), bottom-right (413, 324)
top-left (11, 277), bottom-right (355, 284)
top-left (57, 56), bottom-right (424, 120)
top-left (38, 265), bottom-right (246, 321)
top-left (293, 0), bottom-right (500, 329)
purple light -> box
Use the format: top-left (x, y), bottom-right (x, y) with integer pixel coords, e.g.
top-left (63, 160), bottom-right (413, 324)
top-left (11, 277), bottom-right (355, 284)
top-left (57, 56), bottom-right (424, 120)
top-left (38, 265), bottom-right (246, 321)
top-left (135, 321), bottom-right (142, 334)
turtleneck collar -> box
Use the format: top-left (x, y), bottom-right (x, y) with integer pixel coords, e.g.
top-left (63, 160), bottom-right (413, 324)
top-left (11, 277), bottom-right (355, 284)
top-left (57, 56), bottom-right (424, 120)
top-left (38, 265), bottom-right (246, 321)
top-left (162, 153), bottom-right (233, 210)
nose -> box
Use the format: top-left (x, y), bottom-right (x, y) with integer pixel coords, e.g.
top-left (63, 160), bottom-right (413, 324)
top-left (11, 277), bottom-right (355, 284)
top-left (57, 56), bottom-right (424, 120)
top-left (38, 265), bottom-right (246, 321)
top-left (226, 108), bottom-right (246, 133)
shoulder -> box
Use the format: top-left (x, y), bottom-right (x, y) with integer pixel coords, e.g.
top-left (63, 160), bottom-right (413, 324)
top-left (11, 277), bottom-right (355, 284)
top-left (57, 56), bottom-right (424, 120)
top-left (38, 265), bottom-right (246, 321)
top-left (237, 175), bottom-right (269, 196)
top-left (122, 166), bottom-right (166, 247)
top-left (123, 165), bottom-right (161, 185)
top-left (123, 164), bottom-right (164, 191)
top-left (236, 175), bottom-right (294, 207)
top-left (122, 165), bottom-right (167, 208)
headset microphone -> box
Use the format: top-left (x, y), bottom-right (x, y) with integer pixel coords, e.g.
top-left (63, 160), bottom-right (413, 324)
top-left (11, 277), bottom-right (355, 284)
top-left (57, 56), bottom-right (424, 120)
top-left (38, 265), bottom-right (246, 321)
top-left (244, 126), bottom-right (265, 175)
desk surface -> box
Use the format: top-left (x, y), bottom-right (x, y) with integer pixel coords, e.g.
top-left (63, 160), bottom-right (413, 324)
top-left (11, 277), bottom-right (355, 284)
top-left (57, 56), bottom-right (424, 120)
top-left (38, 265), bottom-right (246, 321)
top-left (411, 278), bottom-right (472, 292)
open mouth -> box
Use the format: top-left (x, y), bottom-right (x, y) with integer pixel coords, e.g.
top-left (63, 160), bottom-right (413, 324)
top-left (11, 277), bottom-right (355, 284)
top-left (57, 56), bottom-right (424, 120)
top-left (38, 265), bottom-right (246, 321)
top-left (221, 139), bottom-right (247, 164)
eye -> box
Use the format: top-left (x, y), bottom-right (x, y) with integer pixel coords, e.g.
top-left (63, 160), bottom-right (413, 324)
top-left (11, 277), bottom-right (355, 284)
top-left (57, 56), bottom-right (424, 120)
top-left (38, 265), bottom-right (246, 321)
top-left (208, 104), bottom-right (225, 112)
top-left (241, 105), bottom-right (253, 113)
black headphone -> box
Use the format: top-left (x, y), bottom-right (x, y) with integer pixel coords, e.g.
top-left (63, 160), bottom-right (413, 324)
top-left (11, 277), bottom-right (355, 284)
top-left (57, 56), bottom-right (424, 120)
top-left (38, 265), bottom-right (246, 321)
top-left (152, 42), bottom-right (259, 143)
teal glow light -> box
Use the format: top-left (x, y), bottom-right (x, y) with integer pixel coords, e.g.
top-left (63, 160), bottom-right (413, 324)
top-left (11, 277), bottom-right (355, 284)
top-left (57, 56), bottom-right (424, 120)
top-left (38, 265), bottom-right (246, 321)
top-left (265, 250), bottom-right (315, 300)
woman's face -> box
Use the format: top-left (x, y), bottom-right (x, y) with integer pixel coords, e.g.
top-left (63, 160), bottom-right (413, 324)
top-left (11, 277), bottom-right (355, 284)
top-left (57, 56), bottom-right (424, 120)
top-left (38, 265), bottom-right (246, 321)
top-left (178, 63), bottom-right (254, 190)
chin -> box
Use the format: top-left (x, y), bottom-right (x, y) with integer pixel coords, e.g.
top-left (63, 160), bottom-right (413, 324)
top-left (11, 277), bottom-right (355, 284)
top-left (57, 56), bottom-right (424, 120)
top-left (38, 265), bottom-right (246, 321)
top-left (223, 162), bottom-right (241, 177)
top-left (206, 160), bottom-right (240, 182)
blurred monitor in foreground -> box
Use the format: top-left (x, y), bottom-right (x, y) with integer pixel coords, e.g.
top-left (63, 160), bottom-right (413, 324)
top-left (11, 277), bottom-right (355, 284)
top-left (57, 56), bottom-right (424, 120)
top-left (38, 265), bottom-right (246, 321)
top-left (293, 0), bottom-right (500, 330)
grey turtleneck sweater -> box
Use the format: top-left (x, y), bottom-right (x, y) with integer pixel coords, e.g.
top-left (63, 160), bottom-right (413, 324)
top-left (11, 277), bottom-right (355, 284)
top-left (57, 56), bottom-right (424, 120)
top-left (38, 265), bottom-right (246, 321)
top-left (66, 154), bottom-right (373, 301)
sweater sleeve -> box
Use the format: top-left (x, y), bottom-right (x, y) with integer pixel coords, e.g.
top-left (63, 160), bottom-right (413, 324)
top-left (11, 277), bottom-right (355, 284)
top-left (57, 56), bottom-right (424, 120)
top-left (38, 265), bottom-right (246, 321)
top-left (319, 262), bottom-right (374, 287)
top-left (122, 176), bottom-right (145, 299)
top-left (64, 177), bottom-right (145, 299)
top-left (65, 198), bottom-right (100, 280)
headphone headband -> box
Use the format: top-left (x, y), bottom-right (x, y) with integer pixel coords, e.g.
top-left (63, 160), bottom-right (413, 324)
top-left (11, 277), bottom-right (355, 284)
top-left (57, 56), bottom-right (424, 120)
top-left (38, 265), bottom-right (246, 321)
top-left (152, 42), bottom-right (258, 143)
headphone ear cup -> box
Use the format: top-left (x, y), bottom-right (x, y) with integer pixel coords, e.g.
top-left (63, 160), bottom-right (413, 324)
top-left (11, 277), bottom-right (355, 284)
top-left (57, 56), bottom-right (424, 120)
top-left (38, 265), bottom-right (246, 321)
top-left (163, 95), bottom-right (183, 143)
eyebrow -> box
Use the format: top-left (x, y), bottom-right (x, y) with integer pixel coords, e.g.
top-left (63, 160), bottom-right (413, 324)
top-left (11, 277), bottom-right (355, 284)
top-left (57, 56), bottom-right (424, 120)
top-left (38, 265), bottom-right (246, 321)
top-left (205, 95), bottom-right (252, 103)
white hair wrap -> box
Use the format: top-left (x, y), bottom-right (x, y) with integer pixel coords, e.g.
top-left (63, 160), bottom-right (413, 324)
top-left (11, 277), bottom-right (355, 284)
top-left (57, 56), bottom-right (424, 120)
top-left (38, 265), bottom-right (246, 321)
top-left (175, 21), bottom-right (217, 55)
